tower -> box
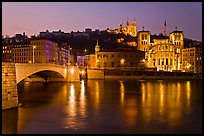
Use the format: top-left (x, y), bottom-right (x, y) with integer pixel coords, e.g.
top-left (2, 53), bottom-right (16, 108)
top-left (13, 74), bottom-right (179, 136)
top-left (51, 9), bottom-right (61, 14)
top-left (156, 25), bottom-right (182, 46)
top-left (164, 20), bottom-right (167, 36)
top-left (169, 27), bottom-right (184, 70)
top-left (95, 40), bottom-right (100, 53)
top-left (132, 20), bottom-right (137, 37)
top-left (95, 40), bottom-right (100, 68)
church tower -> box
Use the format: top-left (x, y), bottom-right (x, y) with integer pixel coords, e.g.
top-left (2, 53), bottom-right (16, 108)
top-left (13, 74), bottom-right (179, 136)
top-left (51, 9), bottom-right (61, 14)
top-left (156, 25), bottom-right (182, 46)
top-left (95, 40), bottom-right (100, 68)
top-left (164, 20), bottom-right (167, 36)
top-left (132, 20), bottom-right (137, 37)
top-left (95, 40), bottom-right (100, 52)
top-left (169, 27), bottom-right (184, 70)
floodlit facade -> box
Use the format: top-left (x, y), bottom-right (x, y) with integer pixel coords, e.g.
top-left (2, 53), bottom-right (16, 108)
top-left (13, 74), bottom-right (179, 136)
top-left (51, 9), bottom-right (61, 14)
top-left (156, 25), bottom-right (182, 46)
top-left (89, 41), bottom-right (145, 69)
top-left (182, 47), bottom-right (202, 73)
top-left (3, 39), bottom-right (68, 66)
top-left (2, 44), bottom-right (13, 62)
top-left (137, 28), bottom-right (185, 72)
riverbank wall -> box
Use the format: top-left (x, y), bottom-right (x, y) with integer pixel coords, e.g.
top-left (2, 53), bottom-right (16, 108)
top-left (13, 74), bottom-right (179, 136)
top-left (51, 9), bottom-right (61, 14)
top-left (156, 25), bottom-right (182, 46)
top-left (87, 68), bottom-right (202, 80)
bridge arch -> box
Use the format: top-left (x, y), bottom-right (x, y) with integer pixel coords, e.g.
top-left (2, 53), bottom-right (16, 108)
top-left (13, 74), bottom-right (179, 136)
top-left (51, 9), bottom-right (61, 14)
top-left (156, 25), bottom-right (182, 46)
top-left (15, 63), bottom-right (67, 84)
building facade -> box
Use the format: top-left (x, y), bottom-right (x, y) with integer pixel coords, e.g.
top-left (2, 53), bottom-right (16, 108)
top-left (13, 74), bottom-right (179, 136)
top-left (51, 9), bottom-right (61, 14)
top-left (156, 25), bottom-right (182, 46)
top-left (2, 44), bottom-right (13, 62)
top-left (182, 47), bottom-right (202, 73)
top-left (137, 27), bottom-right (185, 72)
top-left (89, 41), bottom-right (145, 69)
top-left (3, 39), bottom-right (68, 66)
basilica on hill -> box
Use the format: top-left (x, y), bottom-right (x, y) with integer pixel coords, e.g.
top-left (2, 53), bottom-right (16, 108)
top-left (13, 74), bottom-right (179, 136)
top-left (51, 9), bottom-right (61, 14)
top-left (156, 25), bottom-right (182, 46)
top-left (106, 20), bottom-right (137, 37)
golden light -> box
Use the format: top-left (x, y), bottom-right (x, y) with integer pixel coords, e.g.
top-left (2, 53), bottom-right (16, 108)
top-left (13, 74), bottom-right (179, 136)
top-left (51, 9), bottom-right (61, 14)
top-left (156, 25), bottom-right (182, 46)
top-left (80, 70), bottom-right (85, 74)
top-left (141, 59), bottom-right (145, 63)
top-left (119, 80), bottom-right (125, 105)
top-left (120, 59), bottom-right (125, 64)
top-left (70, 84), bottom-right (75, 97)
top-left (33, 46), bottom-right (36, 49)
top-left (70, 68), bottom-right (74, 74)
top-left (96, 59), bottom-right (100, 63)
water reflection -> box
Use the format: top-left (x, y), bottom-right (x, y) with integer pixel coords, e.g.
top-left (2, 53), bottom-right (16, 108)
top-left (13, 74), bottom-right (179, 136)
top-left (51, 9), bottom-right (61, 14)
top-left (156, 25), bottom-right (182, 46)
top-left (119, 80), bottom-right (125, 106)
top-left (140, 80), bottom-right (193, 128)
top-left (63, 81), bottom-right (87, 130)
top-left (95, 81), bottom-right (100, 110)
top-left (2, 80), bottom-right (202, 134)
top-left (2, 108), bottom-right (18, 134)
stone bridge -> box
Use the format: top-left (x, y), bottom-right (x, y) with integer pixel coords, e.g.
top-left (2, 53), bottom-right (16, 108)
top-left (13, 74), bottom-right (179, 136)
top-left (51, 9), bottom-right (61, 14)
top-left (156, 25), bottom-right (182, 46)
top-left (2, 62), bottom-right (80, 110)
top-left (15, 63), bottom-right (79, 83)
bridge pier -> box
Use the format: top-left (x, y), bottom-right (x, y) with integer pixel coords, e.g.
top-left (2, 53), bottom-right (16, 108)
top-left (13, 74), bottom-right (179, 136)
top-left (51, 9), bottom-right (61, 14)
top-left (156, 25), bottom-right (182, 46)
top-left (2, 62), bottom-right (18, 110)
top-left (66, 66), bottom-right (80, 82)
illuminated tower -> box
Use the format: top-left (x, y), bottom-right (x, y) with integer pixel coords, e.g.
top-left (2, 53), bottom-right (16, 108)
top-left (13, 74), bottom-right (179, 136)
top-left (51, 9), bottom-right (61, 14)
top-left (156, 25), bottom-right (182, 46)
top-left (132, 20), bottom-right (137, 37)
top-left (164, 20), bottom-right (167, 36)
top-left (95, 40), bottom-right (100, 68)
top-left (169, 27), bottom-right (184, 70)
top-left (137, 27), bottom-right (150, 52)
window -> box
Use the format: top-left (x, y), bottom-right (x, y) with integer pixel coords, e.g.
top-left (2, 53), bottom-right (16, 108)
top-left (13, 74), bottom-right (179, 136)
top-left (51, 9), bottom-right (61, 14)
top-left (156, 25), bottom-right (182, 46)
top-left (142, 34), bottom-right (144, 40)
top-left (162, 58), bottom-right (164, 65)
top-left (104, 62), bottom-right (107, 67)
top-left (111, 62), bottom-right (114, 67)
top-left (166, 58), bottom-right (168, 65)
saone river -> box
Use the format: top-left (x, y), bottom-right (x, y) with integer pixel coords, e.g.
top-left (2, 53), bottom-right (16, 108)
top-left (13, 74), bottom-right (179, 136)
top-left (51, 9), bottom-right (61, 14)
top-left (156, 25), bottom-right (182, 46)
top-left (2, 79), bottom-right (202, 134)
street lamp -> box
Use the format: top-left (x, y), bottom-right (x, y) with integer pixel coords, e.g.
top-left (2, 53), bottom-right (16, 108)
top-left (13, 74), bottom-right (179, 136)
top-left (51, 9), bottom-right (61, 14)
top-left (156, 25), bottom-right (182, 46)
top-left (120, 58), bottom-right (125, 65)
top-left (33, 46), bottom-right (36, 63)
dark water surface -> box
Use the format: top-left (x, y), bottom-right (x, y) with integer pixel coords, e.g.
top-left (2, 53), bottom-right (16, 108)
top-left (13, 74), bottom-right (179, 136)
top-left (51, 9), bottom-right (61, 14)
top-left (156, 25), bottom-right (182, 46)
top-left (2, 79), bottom-right (202, 134)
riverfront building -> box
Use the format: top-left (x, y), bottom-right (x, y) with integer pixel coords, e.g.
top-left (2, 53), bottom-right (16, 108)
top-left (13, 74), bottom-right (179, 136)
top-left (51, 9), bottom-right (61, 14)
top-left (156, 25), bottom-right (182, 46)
top-left (182, 47), bottom-right (202, 73)
top-left (137, 26), bottom-right (185, 72)
top-left (89, 41), bottom-right (145, 69)
top-left (2, 39), bottom-right (68, 66)
top-left (2, 44), bottom-right (13, 62)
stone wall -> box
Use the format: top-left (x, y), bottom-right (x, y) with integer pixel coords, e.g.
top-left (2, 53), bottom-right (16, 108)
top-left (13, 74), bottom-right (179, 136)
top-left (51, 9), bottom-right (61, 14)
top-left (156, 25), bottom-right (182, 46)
top-left (2, 62), bottom-right (18, 110)
top-left (87, 69), bottom-right (105, 79)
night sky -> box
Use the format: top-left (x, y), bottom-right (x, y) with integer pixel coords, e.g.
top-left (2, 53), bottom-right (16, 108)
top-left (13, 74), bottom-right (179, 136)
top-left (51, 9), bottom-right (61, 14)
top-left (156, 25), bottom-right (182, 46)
top-left (2, 2), bottom-right (202, 41)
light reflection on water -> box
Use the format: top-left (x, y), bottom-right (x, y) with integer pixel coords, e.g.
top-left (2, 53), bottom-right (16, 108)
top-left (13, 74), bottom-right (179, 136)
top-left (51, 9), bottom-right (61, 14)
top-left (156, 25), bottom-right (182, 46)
top-left (2, 80), bottom-right (202, 134)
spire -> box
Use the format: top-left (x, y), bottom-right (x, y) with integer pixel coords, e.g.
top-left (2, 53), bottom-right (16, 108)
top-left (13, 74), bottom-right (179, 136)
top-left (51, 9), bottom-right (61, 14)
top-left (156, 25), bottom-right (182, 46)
top-left (164, 20), bottom-right (167, 36)
top-left (95, 40), bottom-right (100, 52)
top-left (164, 20), bottom-right (166, 26)
top-left (96, 40), bottom-right (99, 46)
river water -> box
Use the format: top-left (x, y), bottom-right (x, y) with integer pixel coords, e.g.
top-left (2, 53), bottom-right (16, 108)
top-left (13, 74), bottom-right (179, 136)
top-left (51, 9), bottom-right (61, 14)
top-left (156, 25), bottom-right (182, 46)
top-left (2, 79), bottom-right (202, 134)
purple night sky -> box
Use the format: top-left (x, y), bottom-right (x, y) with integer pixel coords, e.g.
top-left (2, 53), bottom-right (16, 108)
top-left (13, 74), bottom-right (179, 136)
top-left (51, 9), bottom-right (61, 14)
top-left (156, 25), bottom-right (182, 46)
top-left (2, 2), bottom-right (202, 41)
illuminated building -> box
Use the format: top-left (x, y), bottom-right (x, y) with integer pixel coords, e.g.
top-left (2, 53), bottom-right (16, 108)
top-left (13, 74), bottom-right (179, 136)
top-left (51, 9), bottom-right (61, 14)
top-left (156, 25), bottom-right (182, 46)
top-left (29, 39), bottom-right (59, 64)
top-left (89, 41), bottom-right (145, 69)
top-left (12, 43), bottom-right (32, 63)
top-left (107, 20), bottom-right (137, 37)
top-left (2, 44), bottom-right (13, 62)
top-left (137, 24), bottom-right (185, 72)
top-left (137, 28), bottom-right (151, 52)
top-left (182, 47), bottom-right (202, 73)
top-left (5, 39), bottom-right (67, 65)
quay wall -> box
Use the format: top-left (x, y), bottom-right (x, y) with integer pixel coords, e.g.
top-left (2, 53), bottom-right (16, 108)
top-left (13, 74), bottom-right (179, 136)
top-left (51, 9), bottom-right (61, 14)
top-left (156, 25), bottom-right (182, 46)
top-left (105, 76), bottom-right (201, 80)
top-left (87, 69), bottom-right (105, 79)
